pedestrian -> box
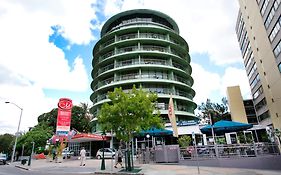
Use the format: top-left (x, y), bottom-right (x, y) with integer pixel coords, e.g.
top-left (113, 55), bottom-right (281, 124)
top-left (52, 147), bottom-right (56, 160)
top-left (114, 147), bottom-right (123, 168)
top-left (80, 147), bottom-right (86, 166)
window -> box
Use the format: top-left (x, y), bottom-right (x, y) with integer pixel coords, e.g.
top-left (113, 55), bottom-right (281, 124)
top-left (253, 86), bottom-right (263, 100)
top-left (273, 40), bottom-right (281, 56)
top-left (258, 110), bottom-right (270, 122)
top-left (261, 0), bottom-right (270, 16)
top-left (255, 98), bottom-right (267, 111)
top-left (250, 74), bottom-right (260, 89)
top-left (265, 0), bottom-right (281, 28)
top-left (245, 52), bottom-right (254, 69)
top-left (248, 62), bottom-right (257, 79)
top-left (269, 16), bottom-right (281, 42)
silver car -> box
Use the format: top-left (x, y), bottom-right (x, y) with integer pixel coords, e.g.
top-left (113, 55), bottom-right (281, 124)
top-left (96, 148), bottom-right (115, 159)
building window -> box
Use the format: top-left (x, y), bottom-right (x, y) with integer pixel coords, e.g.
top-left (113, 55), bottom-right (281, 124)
top-left (250, 74), bottom-right (260, 89)
top-left (278, 63), bottom-right (281, 73)
top-left (245, 52), bottom-right (254, 69)
top-left (269, 16), bottom-right (281, 42)
top-left (265, 0), bottom-right (281, 28)
top-left (258, 110), bottom-right (270, 122)
top-left (255, 98), bottom-right (267, 111)
top-left (248, 62), bottom-right (257, 79)
top-left (253, 86), bottom-right (264, 100)
top-left (261, 0), bottom-right (270, 16)
top-left (273, 40), bottom-right (281, 56)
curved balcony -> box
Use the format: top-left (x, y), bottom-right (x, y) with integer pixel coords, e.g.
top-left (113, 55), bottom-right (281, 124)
top-left (94, 57), bottom-right (190, 78)
top-left (98, 31), bottom-right (188, 52)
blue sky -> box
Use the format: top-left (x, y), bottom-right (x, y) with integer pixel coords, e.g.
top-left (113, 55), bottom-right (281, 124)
top-left (0, 0), bottom-right (251, 134)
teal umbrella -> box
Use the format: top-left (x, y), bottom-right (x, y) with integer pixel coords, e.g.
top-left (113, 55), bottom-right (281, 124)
top-left (200, 120), bottom-right (253, 135)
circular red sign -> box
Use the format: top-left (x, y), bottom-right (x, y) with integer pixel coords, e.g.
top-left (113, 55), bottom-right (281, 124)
top-left (58, 98), bottom-right (72, 110)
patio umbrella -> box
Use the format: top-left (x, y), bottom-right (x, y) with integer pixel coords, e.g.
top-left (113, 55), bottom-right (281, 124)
top-left (138, 127), bottom-right (173, 136)
top-left (200, 120), bottom-right (253, 135)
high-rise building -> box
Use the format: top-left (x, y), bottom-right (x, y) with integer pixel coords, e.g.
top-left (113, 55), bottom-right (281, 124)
top-left (90, 9), bottom-right (197, 132)
top-left (235, 0), bottom-right (281, 131)
top-left (227, 86), bottom-right (258, 125)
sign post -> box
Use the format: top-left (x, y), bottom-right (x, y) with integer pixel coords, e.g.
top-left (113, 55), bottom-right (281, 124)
top-left (56, 98), bottom-right (73, 138)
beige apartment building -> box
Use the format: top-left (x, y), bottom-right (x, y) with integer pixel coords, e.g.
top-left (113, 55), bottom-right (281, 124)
top-left (236, 0), bottom-right (281, 131)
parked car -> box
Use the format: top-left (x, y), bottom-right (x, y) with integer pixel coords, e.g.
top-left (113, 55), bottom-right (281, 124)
top-left (96, 148), bottom-right (115, 159)
top-left (0, 153), bottom-right (7, 165)
top-left (62, 150), bottom-right (74, 159)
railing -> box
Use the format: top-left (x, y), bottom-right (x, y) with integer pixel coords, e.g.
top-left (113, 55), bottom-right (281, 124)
top-left (174, 75), bottom-right (191, 86)
top-left (116, 58), bottom-right (139, 67)
top-left (175, 90), bottom-right (194, 100)
top-left (117, 33), bottom-right (138, 41)
top-left (179, 143), bottom-right (280, 160)
top-left (172, 62), bottom-right (187, 72)
top-left (98, 63), bottom-right (114, 74)
top-left (141, 58), bottom-right (167, 65)
top-left (139, 33), bottom-right (166, 40)
top-left (99, 45), bottom-right (186, 62)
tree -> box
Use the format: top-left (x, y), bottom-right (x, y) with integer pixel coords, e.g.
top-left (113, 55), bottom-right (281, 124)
top-left (37, 104), bottom-right (93, 133)
top-left (0, 133), bottom-right (14, 155)
top-left (17, 122), bottom-right (53, 155)
top-left (98, 86), bottom-right (163, 171)
top-left (178, 135), bottom-right (192, 148)
top-left (198, 98), bottom-right (230, 124)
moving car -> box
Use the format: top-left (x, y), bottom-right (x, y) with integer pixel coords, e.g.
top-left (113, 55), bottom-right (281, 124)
top-left (0, 153), bottom-right (7, 165)
top-left (96, 148), bottom-right (115, 159)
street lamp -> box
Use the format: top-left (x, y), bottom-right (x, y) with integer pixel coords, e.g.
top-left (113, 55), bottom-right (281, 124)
top-left (101, 131), bottom-right (106, 170)
top-left (146, 134), bottom-right (150, 148)
top-left (5, 101), bottom-right (23, 163)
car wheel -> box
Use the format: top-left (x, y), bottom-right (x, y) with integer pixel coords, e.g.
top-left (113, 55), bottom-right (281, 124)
top-left (97, 155), bottom-right (101, 159)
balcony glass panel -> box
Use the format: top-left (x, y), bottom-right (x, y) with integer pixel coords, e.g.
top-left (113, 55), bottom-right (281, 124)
top-left (140, 58), bottom-right (167, 65)
top-left (99, 77), bottom-right (114, 87)
top-left (172, 62), bottom-right (187, 71)
top-left (99, 63), bottom-right (114, 74)
top-left (117, 33), bottom-right (137, 41)
top-left (139, 33), bottom-right (166, 40)
top-left (117, 46), bottom-right (138, 54)
top-left (102, 38), bottom-right (115, 48)
top-left (174, 75), bottom-right (190, 86)
top-left (116, 58), bottom-right (139, 67)
top-left (141, 45), bottom-right (167, 52)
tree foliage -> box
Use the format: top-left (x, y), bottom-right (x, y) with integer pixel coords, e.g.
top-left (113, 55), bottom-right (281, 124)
top-left (37, 103), bottom-right (92, 133)
top-left (17, 122), bottom-right (53, 155)
top-left (178, 135), bottom-right (192, 148)
top-left (198, 98), bottom-right (230, 124)
top-left (98, 86), bottom-right (163, 142)
top-left (0, 133), bottom-right (14, 154)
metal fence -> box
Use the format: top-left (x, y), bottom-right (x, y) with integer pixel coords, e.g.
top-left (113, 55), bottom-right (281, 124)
top-left (179, 143), bottom-right (280, 160)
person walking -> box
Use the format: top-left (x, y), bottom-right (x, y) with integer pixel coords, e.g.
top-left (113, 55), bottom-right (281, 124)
top-left (114, 147), bottom-right (124, 168)
top-left (80, 147), bottom-right (86, 166)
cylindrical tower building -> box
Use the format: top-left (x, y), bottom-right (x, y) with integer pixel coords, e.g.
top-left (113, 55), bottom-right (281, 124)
top-left (91, 9), bottom-right (197, 129)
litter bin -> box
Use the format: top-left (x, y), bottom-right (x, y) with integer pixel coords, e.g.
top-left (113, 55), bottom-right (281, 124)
top-left (21, 159), bottom-right (27, 165)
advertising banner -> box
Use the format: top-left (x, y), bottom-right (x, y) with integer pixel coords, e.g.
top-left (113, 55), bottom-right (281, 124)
top-left (56, 98), bottom-right (73, 136)
top-left (168, 94), bottom-right (178, 137)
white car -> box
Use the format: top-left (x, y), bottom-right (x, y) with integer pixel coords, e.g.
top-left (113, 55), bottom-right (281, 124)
top-left (96, 148), bottom-right (115, 159)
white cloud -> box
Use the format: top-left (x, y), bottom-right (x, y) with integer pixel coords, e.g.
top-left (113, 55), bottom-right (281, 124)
top-left (191, 63), bottom-right (221, 104)
top-left (102, 0), bottom-right (242, 65)
top-left (0, 0), bottom-right (97, 134)
top-left (220, 67), bottom-right (251, 99)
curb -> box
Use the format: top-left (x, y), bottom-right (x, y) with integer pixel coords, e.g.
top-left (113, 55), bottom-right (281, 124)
top-left (15, 165), bottom-right (30, 170)
top-left (94, 172), bottom-right (144, 175)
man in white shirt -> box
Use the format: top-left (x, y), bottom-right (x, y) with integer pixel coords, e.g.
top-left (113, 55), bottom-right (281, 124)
top-left (80, 147), bottom-right (86, 166)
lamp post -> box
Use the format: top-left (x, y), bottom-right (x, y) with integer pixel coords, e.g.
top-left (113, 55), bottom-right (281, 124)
top-left (101, 131), bottom-right (106, 170)
top-left (146, 134), bottom-right (150, 148)
top-left (5, 101), bottom-right (23, 163)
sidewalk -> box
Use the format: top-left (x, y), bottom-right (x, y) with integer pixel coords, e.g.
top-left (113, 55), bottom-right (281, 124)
top-left (12, 158), bottom-right (281, 175)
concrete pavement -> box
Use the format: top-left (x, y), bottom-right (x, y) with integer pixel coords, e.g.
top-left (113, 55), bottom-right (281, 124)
top-left (11, 158), bottom-right (281, 175)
